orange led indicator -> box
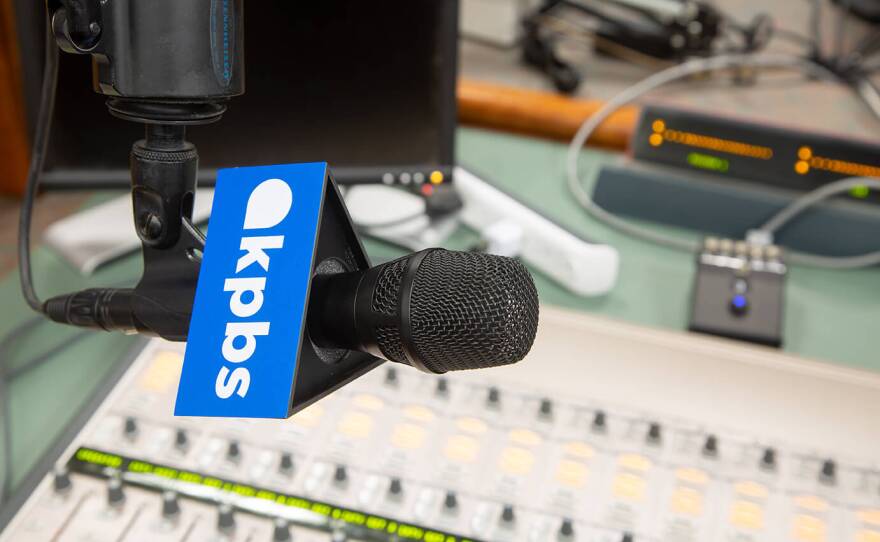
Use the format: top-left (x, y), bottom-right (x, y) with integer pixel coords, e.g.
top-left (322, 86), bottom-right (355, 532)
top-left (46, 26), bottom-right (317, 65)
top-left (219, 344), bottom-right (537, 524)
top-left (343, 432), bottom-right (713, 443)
top-left (795, 161), bottom-right (810, 175)
top-left (798, 146), bottom-right (813, 161)
top-left (652, 119), bottom-right (666, 133)
top-left (649, 133), bottom-right (664, 147)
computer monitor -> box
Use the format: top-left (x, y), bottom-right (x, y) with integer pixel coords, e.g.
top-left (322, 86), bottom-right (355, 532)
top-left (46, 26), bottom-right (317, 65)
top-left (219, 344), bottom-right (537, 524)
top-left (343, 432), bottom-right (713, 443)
top-left (14, 1), bottom-right (459, 188)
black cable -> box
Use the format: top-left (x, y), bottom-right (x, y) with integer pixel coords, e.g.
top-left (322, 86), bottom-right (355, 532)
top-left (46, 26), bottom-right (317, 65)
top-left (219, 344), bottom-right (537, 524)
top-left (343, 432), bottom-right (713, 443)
top-left (18, 21), bottom-right (60, 315)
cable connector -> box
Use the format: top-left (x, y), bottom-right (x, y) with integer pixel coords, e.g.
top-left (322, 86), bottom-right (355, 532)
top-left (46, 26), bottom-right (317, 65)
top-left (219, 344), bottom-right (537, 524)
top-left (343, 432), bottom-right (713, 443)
top-left (745, 229), bottom-right (774, 246)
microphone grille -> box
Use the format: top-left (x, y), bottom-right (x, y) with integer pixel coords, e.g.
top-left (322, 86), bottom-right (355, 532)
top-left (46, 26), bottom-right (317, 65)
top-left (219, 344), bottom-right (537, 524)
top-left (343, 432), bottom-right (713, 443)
top-left (409, 250), bottom-right (539, 372)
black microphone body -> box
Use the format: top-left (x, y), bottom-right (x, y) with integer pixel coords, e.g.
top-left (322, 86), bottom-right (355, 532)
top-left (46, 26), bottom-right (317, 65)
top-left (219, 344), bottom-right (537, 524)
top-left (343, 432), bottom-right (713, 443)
top-left (308, 249), bottom-right (540, 374)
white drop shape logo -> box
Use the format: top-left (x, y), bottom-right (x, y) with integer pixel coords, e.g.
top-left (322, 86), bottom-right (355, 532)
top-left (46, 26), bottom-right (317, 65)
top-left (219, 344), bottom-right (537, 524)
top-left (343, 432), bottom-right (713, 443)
top-left (243, 178), bottom-right (293, 230)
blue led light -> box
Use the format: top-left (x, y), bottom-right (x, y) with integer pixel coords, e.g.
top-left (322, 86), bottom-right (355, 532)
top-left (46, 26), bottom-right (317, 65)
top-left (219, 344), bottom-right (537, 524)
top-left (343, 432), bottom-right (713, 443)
top-left (731, 295), bottom-right (748, 309)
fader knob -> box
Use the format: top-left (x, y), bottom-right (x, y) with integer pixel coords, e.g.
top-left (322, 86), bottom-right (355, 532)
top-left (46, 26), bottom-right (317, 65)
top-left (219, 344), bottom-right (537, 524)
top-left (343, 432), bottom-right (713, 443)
top-left (272, 518), bottom-right (292, 542)
top-left (646, 423), bottom-right (662, 444)
top-left (161, 491), bottom-right (180, 521)
top-left (217, 503), bottom-right (236, 534)
top-left (760, 447), bottom-right (777, 470)
top-left (539, 398), bottom-right (553, 418)
top-left (385, 367), bottom-right (398, 386)
top-left (333, 465), bottom-right (348, 485)
top-left (174, 429), bottom-right (189, 452)
top-left (226, 441), bottom-right (241, 463)
top-left (107, 477), bottom-right (125, 508)
top-left (591, 410), bottom-right (607, 433)
top-left (52, 467), bottom-right (72, 495)
top-left (559, 518), bottom-right (575, 539)
top-left (500, 504), bottom-right (516, 524)
top-left (820, 459), bottom-right (836, 484)
top-left (443, 491), bottom-right (458, 512)
top-left (436, 378), bottom-right (449, 397)
top-left (388, 477), bottom-right (403, 497)
top-left (487, 387), bottom-right (501, 407)
top-left (702, 435), bottom-right (718, 457)
top-left (279, 452), bottom-right (294, 475)
top-left (123, 417), bottom-right (138, 440)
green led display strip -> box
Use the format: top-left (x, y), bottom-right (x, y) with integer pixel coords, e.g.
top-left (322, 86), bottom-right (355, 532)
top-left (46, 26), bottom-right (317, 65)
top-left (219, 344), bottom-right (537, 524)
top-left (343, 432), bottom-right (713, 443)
top-left (69, 447), bottom-right (481, 542)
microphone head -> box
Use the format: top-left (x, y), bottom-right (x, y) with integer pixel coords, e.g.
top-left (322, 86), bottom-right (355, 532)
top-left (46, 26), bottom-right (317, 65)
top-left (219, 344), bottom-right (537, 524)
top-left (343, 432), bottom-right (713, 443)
top-left (371, 249), bottom-right (539, 373)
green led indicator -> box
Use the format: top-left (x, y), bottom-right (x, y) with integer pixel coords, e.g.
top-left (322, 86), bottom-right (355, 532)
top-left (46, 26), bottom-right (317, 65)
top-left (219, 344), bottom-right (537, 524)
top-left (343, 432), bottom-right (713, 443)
top-left (850, 185), bottom-right (870, 199)
top-left (687, 152), bottom-right (729, 173)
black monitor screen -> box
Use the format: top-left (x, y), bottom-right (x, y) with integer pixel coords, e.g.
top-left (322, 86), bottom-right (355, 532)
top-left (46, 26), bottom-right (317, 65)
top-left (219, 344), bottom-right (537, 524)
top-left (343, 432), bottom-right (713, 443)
top-left (17, 1), bottom-right (458, 184)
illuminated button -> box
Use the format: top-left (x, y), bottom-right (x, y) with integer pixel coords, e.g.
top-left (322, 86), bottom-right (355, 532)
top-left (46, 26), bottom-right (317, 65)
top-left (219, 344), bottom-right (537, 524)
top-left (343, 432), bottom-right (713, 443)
top-left (591, 410), bottom-right (607, 433)
top-left (730, 500), bottom-right (764, 530)
top-left (794, 495), bottom-right (829, 513)
top-left (792, 514), bottom-right (826, 542)
top-left (858, 509), bottom-right (880, 527)
top-left (735, 481), bottom-right (769, 499)
top-left (671, 486), bottom-right (703, 516)
top-left (676, 468), bottom-right (709, 486)
top-left (456, 417), bottom-right (488, 435)
top-left (618, 453), bottom-right (652, 472)
top-left (613, 472), bottom-right (646, 501)
top-left (352, 394), bottom-right (384, 411)
top-left (338, 412), bottom-right (374, 439)
top-left (509, 429), bottom-right (542, 447)
top-left (563, 441), bottom-right (595, 460)
top-left (413, 172), bottom-right (425, 184)
top-left (730, 295), bottom-right (749, 316)
top-left (499, 447), bottom-right (535, 475)
top-left (391, 423), bottom-right (427, 450)
top-left (445, 435), bottom-right (479, 463)
top-left (139, 350), bottom-right (183, 392)
top-left (403, 405), bottom-right (434, 422)
top-left (857, 530), bottom-right (880, 542)
top-left (430, 170), bottom-right (444, 184)
top-left (556, 460), bottom-right (589, 488)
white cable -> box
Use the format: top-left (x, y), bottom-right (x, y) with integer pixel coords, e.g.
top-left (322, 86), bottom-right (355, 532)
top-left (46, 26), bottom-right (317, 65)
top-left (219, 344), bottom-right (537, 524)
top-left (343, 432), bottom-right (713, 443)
top-left (565, 52), bottom-right (880, 269)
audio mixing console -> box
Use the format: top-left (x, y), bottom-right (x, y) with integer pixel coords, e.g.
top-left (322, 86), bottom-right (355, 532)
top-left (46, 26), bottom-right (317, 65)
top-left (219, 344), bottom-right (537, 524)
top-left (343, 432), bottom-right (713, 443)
top-left (2, 307), bottom-right (880, 542)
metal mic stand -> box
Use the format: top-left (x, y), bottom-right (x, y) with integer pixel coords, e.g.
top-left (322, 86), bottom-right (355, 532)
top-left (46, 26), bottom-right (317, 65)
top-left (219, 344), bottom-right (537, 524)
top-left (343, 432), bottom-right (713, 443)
top-left (43, 0), bottom-right (245, 340)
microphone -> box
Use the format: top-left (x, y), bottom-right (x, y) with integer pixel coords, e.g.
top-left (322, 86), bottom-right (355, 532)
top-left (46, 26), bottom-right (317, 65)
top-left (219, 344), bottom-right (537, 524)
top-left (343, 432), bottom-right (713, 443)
top-left (307, 248), bottom-right (540, 374)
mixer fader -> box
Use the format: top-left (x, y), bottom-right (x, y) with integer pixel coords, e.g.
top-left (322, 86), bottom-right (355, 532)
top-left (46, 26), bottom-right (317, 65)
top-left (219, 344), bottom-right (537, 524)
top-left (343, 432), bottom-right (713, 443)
top-left (2, 308), bottom-right (880, 541)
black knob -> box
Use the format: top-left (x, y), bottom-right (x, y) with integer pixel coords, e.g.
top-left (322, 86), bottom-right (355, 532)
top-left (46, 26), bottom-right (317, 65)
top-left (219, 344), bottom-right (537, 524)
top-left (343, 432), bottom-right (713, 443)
top-left (388, 477), bottom-right (403, 497)
top-left (123, 417), bottom-right (138, 440)
top-left (621, 533), bottom-right (634, 542)
top-left (174, 429), bottom-right (189, 452)
top-left (107, 477), bottom-right (125, 508)
top-left (539, 398), bottom-right (553, 418)
top-left (436, 378), bottom-right (449, 397)
top-left (161, 491), bottom-right (180, 520)
top-left (591, 410), bottom-right (607, 432)
top-left (385, 367), bottom-right (398, 386)
top-left (500, 504), bottom-right (515, 524)
top-left (702, 435), bottom-right (718, 457)
top-left (559, 518), bottom-right (575, 539)
top-left (760, 447), bottom-right (776, 470)
top-left (820, 459), bottom-right (836, 484)
top-left (279, 452), bottom-right (294, 475)
top-left (646, 422), bottom-right (662, 444)
top-left (226, 441), bottom-right (241, 463)
top-left (443, 491), bottom-right (458, 512)
top-left (333, 465), bottom-right (348, 485)
top-left (272, 518), bottom-right (292, 542)
top-left (217, 503), bottom-right (236, 534)
top-left (487, 387), bottom-right (501, 407)
top-left (53, 467), bottom-right (72, 494)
